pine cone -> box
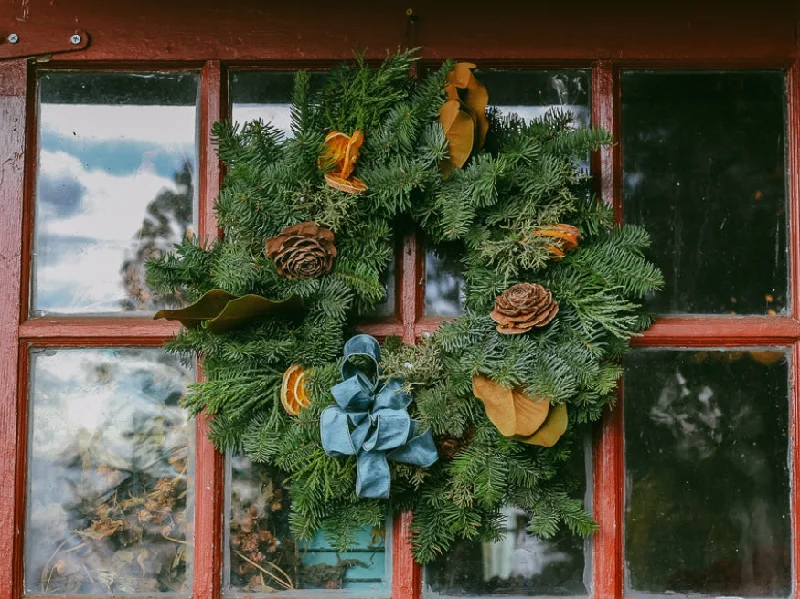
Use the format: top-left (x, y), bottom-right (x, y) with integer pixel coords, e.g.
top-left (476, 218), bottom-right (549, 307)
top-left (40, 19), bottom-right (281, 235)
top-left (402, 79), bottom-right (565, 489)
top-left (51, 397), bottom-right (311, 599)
top-left (490, 282), bottom-right (559, 334)
top-left (435, 427), bottom-right (476, 460)
top-left (265, 222), bottom-right (336, 279)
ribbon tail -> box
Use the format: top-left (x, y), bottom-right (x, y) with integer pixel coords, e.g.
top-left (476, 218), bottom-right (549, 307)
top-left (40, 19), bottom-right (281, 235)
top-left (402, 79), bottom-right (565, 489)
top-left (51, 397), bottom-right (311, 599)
top-left (387, 421), bottom-right (438, 468)
top-left (320, 406), bottom-right (358, 457)
top-left (356, 451), bottom-right (391, 499)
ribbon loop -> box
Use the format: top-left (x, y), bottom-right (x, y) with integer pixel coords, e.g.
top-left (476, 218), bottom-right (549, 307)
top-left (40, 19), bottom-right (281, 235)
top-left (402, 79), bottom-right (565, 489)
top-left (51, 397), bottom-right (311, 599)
top-left (320, 334), bottom-right (439, 498)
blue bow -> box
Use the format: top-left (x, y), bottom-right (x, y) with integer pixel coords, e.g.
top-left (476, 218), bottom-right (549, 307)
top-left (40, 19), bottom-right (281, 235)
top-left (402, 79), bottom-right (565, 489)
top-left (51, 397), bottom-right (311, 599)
top-left (320, 334), bottom-right (439, 498)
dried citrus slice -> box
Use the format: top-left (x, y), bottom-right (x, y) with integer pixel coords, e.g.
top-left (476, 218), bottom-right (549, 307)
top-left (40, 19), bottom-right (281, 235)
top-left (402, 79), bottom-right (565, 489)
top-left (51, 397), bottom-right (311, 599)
top-left (281, 364), bottom-right (306, 416)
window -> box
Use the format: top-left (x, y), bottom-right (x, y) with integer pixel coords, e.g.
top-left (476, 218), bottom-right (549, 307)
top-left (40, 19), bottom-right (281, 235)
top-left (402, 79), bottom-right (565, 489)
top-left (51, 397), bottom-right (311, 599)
top-left (1, 5), bottom-right (799, 599)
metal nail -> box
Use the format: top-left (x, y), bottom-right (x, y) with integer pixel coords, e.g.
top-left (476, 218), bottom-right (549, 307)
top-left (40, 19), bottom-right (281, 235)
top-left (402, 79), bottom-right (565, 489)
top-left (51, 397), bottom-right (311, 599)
top-left (7, 33), bottom-right (19, 44)
top-left (70, 34), bottom-right (81, 45)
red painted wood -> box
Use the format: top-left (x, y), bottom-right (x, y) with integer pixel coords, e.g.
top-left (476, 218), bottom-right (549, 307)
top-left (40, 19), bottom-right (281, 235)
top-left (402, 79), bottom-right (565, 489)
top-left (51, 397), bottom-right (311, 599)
top-left (593, 391), bottom-right (624, 599)
top-left (199, 60), bottom-right (223, 242)
top-left (633, 316), bottom-right (800, 347)
top-left (194, 60), bottom-right (225, 599)
top-left (0, 0), bottom-right (796, 63)
top-left (591, 60), bottom-right (624, 599)
top-left (592, 61), bottom-right (616, 214)
top-left (395, 226), bottom-right (423, 590)
top-left (356, 321), bottom-right (404, 339)
top-left (392, 511), bottom-right (422, 599)
top-left (0, 27), bottom-right (89, 59)
top-left (14, 342), bottom-right (30, 598)
top-left (18, 317), bottom-right (181, 340)
top-left (401, 232), bottom-right (420, 344)
top-left (0, 58), bottom-right (26, 599)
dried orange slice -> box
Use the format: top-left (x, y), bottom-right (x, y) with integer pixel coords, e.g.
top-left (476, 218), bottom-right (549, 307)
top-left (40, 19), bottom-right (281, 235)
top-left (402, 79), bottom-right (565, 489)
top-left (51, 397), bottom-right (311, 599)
top-left (324, 172), bottom-right (367, 194)
top-left (281, 364), bottom-right (310, 416)
top-left (319, 130), bottom-right (367, 193)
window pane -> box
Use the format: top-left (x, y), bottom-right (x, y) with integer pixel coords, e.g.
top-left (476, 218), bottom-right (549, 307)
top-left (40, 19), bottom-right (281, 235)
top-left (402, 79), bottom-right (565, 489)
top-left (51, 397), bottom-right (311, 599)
top-left (621, 71), bottom-right (788, 315)
top-left (624, 349), bottom-right (790, 597)
top-left (424, 441), bottom-right (590, 596)
top-left (225, 455), bottom-right (390, 595)
top-left (230, 70), bottom-right (395, 319)
top-left (25, 348), bottom-right (195, 595)
top-left (33, 71), bottom-right (198, 315)
top-left (424, 70), bottom-right (591, 317)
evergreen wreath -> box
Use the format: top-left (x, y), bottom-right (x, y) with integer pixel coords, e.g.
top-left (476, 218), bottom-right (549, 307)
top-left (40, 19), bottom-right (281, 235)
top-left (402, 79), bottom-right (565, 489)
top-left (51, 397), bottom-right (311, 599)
top-left (146, 50), bottom-right (663, 564)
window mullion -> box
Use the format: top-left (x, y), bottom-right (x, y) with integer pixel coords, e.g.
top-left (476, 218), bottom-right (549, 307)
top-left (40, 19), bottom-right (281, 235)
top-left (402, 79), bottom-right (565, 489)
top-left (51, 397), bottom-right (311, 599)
top-left (0, 57), bottom-right (28, 599)
top-left (591, 59), bottom-right (625, 599)
top-left (194, 59), bottom-right (225, 599)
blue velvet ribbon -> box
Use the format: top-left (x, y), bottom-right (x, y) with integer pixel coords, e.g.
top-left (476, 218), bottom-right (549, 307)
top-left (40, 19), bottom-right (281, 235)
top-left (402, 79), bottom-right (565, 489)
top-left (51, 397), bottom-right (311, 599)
top-left (320, 334), bottom-right (438, 498)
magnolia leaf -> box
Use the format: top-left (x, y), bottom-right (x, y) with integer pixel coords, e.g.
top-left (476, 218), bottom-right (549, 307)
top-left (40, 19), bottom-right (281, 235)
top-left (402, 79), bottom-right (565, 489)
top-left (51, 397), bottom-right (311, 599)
top-left (154, 289), bottom-right (238, 327)
top-left (444, 109), bottom-right (475, 168)
top-left (448, 62), bottom-right (477, 89)
top-left (464, 76), bottom-right (489, 149)
top-left (472, 375), bottom-right (516, 436)
top-left (154, 289), bottom-right (303, 334)
top-left (511, 390), bottom-right (550, 437)
top-left (439, 99), bottom-right (461, 132)
top-left (515, 403), bottom-right (568, 447)
top-left (205, 294), bottom-right (303, 334)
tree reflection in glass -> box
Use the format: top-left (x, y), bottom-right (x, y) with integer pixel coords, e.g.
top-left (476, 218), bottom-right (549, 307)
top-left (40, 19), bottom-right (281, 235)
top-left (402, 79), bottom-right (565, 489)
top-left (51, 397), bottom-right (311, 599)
top-left (25, 348), bottom-right (194, 595)
top-left (32, 71), bottom-right (198, 315)
top-left (226, 456), bottom-right (390, 594)
top-left (624, 349), bottom-right (791, 597)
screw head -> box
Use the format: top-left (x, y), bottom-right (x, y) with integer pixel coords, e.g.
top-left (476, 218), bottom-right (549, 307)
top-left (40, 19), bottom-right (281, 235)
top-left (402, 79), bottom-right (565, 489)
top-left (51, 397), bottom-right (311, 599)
top-left (70, 34), bottom-right (81, 45)
top-left (7, 33), bottom-right (19, 44)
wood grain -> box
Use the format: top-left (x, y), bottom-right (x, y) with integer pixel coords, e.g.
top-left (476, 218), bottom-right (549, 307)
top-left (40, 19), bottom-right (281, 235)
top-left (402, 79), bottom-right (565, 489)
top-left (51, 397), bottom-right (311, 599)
top-left (591, 61), bottom-right (624, 599)
top-left (0, 0), bottom-right (795, 62)
top-left (194, 60), bottom-right (225, 599)
top-left (0, 58), bottom-right (27, 599)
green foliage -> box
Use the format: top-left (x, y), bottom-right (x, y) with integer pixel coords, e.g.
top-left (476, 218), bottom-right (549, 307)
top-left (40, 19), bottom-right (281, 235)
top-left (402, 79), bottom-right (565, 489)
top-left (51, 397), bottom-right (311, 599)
top-left (147, 50), bottom-right (663, 564)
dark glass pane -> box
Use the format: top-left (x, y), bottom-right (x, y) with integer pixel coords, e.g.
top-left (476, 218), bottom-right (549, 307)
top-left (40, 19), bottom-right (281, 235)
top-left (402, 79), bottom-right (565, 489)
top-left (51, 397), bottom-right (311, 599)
top-left (424, 70), bottom-right (591, 317)
top-left (230, 70), bottom-right (395, 319)
top-left (226, 456), bottom-right (390, 595)
top-left (624, 349), bottom-right (790, 597)
top-left (25, 348), bottom-right (195, 595)
top-left (33, 71), bottom-right (198, 315)
top-left (424, 442), bottom-right (590, 596)
top-left (622, 71), bottom-right (787, 315)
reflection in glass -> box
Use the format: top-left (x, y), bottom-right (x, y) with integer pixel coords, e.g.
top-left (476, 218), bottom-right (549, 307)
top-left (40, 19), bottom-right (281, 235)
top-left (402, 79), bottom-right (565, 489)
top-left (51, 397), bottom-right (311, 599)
top-left (424, 70), bottom-right (591, 317)
top-left (624, 349), bottom-right (790, 597)
top-left (33, 71), bottom-right (198, 315)
top-left (226, 456), bottom-right (390, 595)
top-left (25, 348), bottom-right (195, 595)
top-left (230, 71), bottom-right (395, 319)
top-left (424, 444), bottom-right (589, 596)
top-left (622, 71), bottom-right (788, 315)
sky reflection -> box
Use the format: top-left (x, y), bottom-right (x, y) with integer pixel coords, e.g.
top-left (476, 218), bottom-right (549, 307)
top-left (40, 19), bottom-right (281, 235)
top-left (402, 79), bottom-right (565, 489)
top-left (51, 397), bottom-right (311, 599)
top-left (33, 72), bottom-right (198, 315)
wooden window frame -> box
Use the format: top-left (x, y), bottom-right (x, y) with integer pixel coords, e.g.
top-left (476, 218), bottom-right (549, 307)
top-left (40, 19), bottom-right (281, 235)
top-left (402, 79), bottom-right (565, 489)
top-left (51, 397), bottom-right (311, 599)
top-left (1, 4), bottom-right (800, 599)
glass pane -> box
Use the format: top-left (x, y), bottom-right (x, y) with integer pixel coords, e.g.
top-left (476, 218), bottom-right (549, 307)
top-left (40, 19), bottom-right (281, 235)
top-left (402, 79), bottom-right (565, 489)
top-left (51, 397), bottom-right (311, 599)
top-left (624, 349), bottom-right (790, 597)
top-left (621, 71), bottom-right (788, 315)
top-left (424, 441), bottom-right (590, 596)
top-left (25, 348), bottom-right (195, 595)
top-left (230, 70), bottom-right (395, 319)
top-left (424, 70), bottom-right (591, 317)
top-left (226, 455), bottom-right (390, 595)
top-left (33, 71), bottom-right (198, 316)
